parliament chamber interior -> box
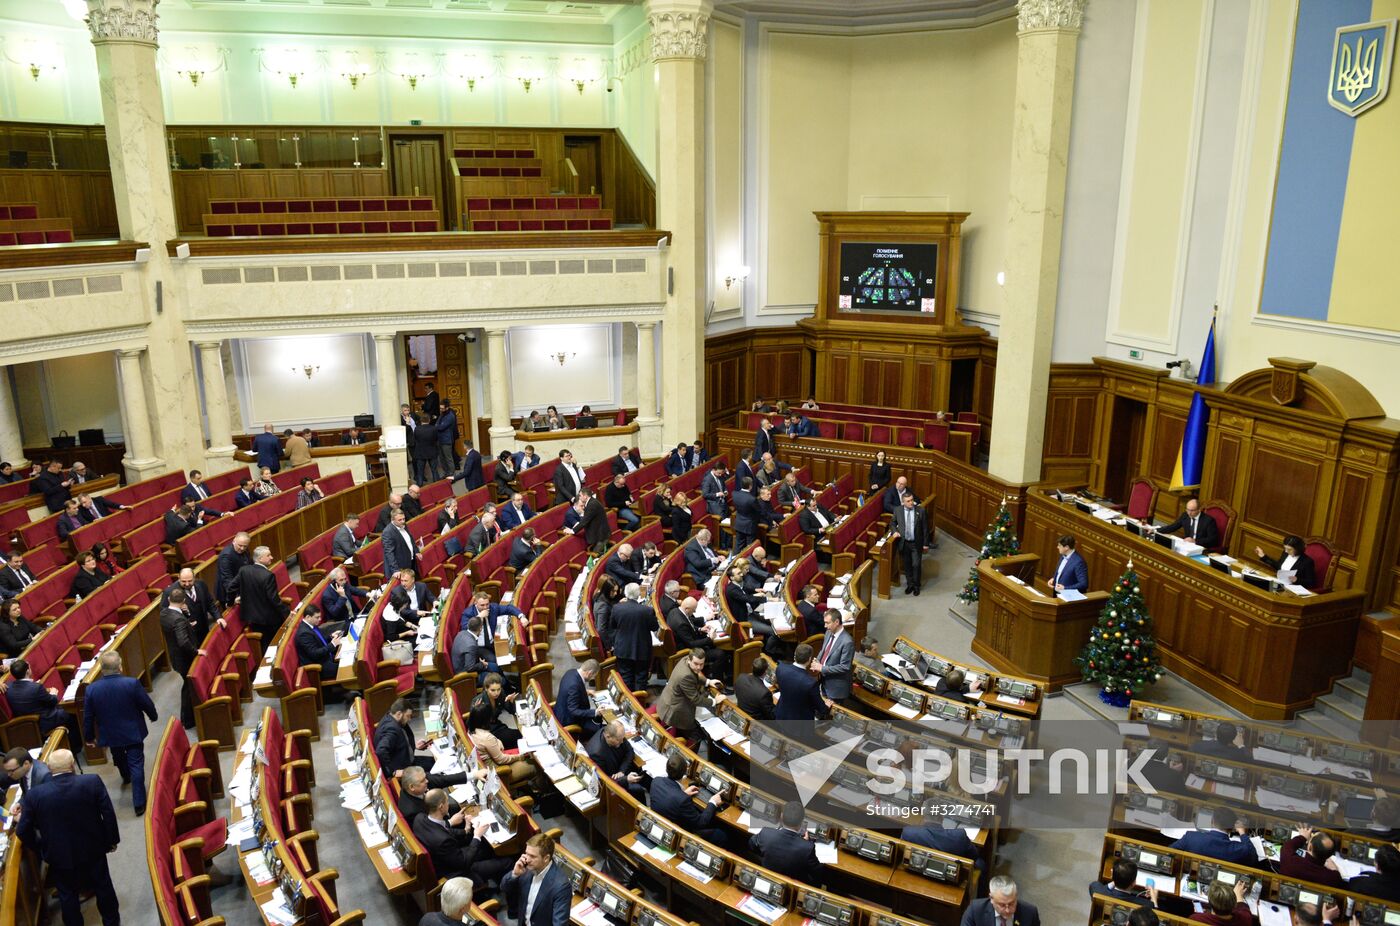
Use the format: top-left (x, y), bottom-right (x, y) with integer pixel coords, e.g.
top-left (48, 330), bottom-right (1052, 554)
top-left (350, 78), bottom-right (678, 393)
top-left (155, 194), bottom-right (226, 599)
top-left (3, 0), bottom-right (1400, 924)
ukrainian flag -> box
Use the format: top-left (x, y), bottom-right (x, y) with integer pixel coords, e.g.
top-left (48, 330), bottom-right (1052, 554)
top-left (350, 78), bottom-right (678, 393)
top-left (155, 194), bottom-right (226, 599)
top-left (1170, 319), bottom-right (1217, 491)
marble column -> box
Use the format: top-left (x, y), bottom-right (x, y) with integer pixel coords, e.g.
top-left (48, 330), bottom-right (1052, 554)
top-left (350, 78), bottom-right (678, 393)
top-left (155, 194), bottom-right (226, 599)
top-left (196, 341), bottom-right (236, 464)
top-left (648, 0), bottom-right (711, 447)
top-left (117, 348), bottom-right (157, 476)
top-left (372, 333), bottom-right (409, 492)
top-left (485, 328), bottom-right (515, 455)
top-left (0, 369), bottom-right (28, 470)
top-left (634, 321), bottom-right (663, 455)
top-left (987, 0), bottom-right (1085, 483)
top-left (86, 0), bottom-right (204, 472)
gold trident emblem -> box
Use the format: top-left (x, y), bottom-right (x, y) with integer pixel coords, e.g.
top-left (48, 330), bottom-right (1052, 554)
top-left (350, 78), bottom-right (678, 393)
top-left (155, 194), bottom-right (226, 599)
top-left (1336, 33), bottom-right (1379, 102)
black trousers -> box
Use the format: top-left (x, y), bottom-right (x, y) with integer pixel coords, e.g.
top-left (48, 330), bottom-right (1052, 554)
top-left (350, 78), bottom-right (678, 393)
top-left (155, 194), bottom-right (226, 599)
top-left (52, 858), bottom-right (120, 926)
top-left (618, 659), bottom-right (649, 692)
top-left (899, 539), bottom-right (924, 589)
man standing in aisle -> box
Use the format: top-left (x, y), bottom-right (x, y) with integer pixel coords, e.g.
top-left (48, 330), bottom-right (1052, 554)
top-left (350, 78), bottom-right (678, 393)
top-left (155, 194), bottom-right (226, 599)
top-left (82, 652), bottom-right (158, 815)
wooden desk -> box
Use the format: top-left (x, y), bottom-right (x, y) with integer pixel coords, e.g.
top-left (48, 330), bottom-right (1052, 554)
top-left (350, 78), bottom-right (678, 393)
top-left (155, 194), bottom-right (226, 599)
top-left (0, 730), bottom-right (65, 926)
top-left (972, 555), bottom-right (1108, 690)
top-left (1023, 491), bottom-right (1367, 718)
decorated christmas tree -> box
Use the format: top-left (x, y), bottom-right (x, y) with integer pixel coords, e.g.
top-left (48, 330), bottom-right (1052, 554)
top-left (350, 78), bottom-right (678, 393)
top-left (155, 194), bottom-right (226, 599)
top-left (1074, 562), bottom-right (1164, 707)
top-left (956, 498), bottom-right (1020, 603)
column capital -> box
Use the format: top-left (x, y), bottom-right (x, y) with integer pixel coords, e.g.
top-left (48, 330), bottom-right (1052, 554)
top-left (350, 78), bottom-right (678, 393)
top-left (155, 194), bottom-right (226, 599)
top-left (485, 327), bottom-right (509, 338)
top-left (116, 346), bottom-right (146, 359)
top-left (1016, 0), bottom-right (1085, 34)
top-left (194, 340), bottom-right (223, 352)
top-left (635, 320), bottom-right (658, 331)
top-left (647, 0), bottom-right (713, 62)
top-left (371, 331), bottom-right (397, 343)
top-left (85, 0), bottom-right (160, 46)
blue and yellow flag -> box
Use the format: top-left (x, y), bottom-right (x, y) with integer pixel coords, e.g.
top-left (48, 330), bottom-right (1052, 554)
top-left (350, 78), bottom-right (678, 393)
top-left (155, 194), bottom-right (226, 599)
top-left (1170, 318), bottom-right (1217, 491)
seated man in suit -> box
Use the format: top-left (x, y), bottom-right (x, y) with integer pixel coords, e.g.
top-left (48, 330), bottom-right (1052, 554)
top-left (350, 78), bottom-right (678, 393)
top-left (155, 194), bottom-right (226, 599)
top-left (512, 444), bottom-right (540, 471)
top-left (774, 471), bottom-right (811, 508)
top-left (412, 789), bottom-right (512, 891)
top-left (181, 470), bottom-right (214, 504)
top-left (961, 875), bottom-right (1041, 926)
top-left (293, 603), bottom-right (341, 689)
top-left (500, 834), bottom-right (570, 926)
top-left (1348, 844), bottom-right (1400, 903)
top-left (375, 493), bottom-right (404, 532)
top-left (650, 753), bottom-right (732, 850)
top-left (610, 445), bottom-right (640, 476)
top-left (459, 589), bottom-right (525, 637)
top-left (75, 491), bottom-right (125, 524)
top-left (509, 528), bottom-right (543, 574)
top-left (904, 822), bottom-right (982, 866)
top-left (385, 569), bottom-right (431, 643)
top-left (1089, 857), bottom-right (1155, 908)
top-left (638, 541), bottom-right (665, 575)
top-left (2, 658), bottom-right (82, 748)
top-left (375, 699), bottom-right (465, 788)
top-left (320, 566), bottom-right (368, 624)
top-left (604, 474), bottom-right (641, 530)
top-left (854, 637), bottom-right (881, 671)
top-left (1194, 721), bottom-right (1247, 758)
top-left (751, 801), bottom-right (822, 886)
top-left (665, 442), bottom-right (693, 476)
top-left (586, 721), bottom-right (646, 802)
top-left (466, 511), bottom-right (502, 555)
top-left (163, 499), bottom-right (222, 544)
top-left (743, 547), bottom-right (773, 593)
top-left (605, 543), bottom-right (643, 587)
top-left (1050, 535), bottom-right (1089, 595)
top-left (553, 659), bottom-right (601, 738)
top-left (684, 529), bottom-right (723, 586)
top-left (1169, 806), bottom-right (1257, 865)
top-left (0, 551), bottom-right (38, 596)
top-left (451, 615), bottom-right (503, 683)
top-left (420, 877), bottom-right (475, 926)
top-left (736, 657), bottom-right (776, 721)
top-left (54, 499), bottom-right (85, 543)
top-left (775, 644), bottom-right (831, 723)
top-left (784, 413), bottom-right (818, 439)
top-left (497, 492), bottom-right (535, 531)
top-left (795, 584), bottom-right (826, 638)
top-left (232, 478), bottom-right (260, 510)
top-left (401, 483), bottom-right (425, 520)
top-left (798, 497), bottom-right (837, 537)
top-left (934, 668), bottom-right (984, 703)
top-left (341, 426), bottom-right (366, 446)
top-left (1151, 496), bottom-right (1219, 549)
top-left (332, 514), bottom-right (361, 561)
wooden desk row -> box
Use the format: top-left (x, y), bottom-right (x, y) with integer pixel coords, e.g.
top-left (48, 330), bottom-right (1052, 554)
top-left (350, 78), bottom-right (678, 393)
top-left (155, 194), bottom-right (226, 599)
top-left (0, 730), bottom-right (65, 926)
top-left (1022, 489), bottom-right (1366, 718)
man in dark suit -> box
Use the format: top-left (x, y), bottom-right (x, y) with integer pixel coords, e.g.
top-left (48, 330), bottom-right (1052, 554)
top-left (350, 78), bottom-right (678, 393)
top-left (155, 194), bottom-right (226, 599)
top-left (251, 423), bottom-right (283, 473)
top-left (497, 492), bottom-right (535, 531)
top-left (798, 499), bottom-right (838, 537)
top-left (412, 789), bottom-right (511, 889)
top-left (16, 749), bottom-right (122, 926)
top-left (181, 470), bottom-right (213, 503)
top-left (892, 492), bottom-right (930, 595)
top-left (702, 462), bottom-right (729, 517)
top-left (666, 442), bottom-right (693, 476)
top-left (2, 658), bottom-right (81, 747)
top-left (586, 721), bottom-right (646, 801)
top-left (751, 801), bottom-right (822, 886)
top-left (552, 449), bottom-right (586, 505)
top-left (752, 418), bottom-right (777, 461)
top-left (75, 492), bottom-right (124, 524)
top-left (164, 499), bottom-right (213, 544)
top-left (1088, 858), bottom-right (1154, 909)
top-left (903, 824), bottom-right (981, 871)
top-left (35, 459), bottom-right (74, 513)
top-left (422, 383), bottom-right (441, 419)
top-left (2, 746), bottom-right (51, 803)
top-left (161, 568), bottom-right (221, 640)
top-left (1349, 844), bottom-right (1400, 903)
top-left (376, 493), bottom-right (405, 532)
top-left (451, 615), bottom-right (498, 679)
top-left (732, 478), bottom-right (773, 550)
top-left (418, 877), bottom-right (476, 926)
top-left (159, 588), bottom-right (201, 728)
top-left (466, 511), bottom-right (502, 555)
top-left (736, 658), bottom-right (776, 721)
top-left (382, 508), bottom-right (418, 576)
top-left (215, 532), bottom-right (253, 607)
top-left (775, 644), bottom-right (830, 723)
top-left (232, 479), bottom-right (260, 510)
top-left (332, 514), bottom-right (361, 561)
top-left (883, 475), bottom-right (912, 515)
top-left (413, 420), bottom-right (441, 483)
top-left (1169, 806), bottom-right (1258, 864)
top-left (1194, 721), bottom-right (1247, 758)
top-left (784, 414), bottom-right (818, 439)
top-left (458, 590), bottom-right (523, 637)
top-left (684, 530), bottom-right (722, 585)
top-left (1152, 496), bottom-right (1219, 549)
top-left (510, 528), bottom-right (542, 573)
top-left (455, 440), bottom-right (485, 491)
top-left (1050, 535), bottom-right (1089, 595)
top-left (82, 651), bottom-right (158, 813)
top-left (513, 445), bottom-right (540, 471)
top-left (341, 426), bottom-right (367, 446)
top-left (650, 753), bottom-right (731, 849)
top-left (553, 659), bottom-right (601, 737)
top-left (795, 585), bottom-right (826, 638)
top-left (501, 833), bottom-right (570, 926)
top-left (576, 488), bottom-right (610, 553)
top-left (610, 445), bottom-right (640, 476)
top-left (237, 545), bottom-right (290, 638)
top-left (934, 669), bottom-right (984, 704)
top-left (0, 551), bottom-right (38, 595)
top-left (436, 401), bottom-right (460, 475)
top-left (54, 499), bottom-right (85, 543)
top-left (294, 603), bottom-right (341, 684)
top-left (961, 876), bottom-right (1040, 926)
top-left (605, 543), bottom-right (643, 587)
top-left (402, 484), bottom-right (426, 520)
top-left (611, 584), bottom-right (658, 691)
top-left (375, 699), bottom-right (466, 787)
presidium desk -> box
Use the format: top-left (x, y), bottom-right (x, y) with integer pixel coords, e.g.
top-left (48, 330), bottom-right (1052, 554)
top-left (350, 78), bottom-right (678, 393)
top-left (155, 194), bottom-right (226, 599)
top-left (974, 489), bottom-right (1365, 721)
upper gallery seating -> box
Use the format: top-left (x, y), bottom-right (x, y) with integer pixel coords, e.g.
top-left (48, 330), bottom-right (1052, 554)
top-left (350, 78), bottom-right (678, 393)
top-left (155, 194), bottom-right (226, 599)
top-left (453, 148), bottom-right (614, 231)
top-left (0, 202), bottom-right (75, 245)
top-left (201, 197), bottom-right (440, 238)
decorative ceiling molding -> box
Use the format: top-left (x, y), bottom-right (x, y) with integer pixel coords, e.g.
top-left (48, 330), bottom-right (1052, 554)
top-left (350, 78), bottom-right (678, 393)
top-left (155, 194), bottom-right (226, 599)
top-left (712, 0), bottom-right (1016, 30)
top-left (183, 304), bottom-right (667, 338)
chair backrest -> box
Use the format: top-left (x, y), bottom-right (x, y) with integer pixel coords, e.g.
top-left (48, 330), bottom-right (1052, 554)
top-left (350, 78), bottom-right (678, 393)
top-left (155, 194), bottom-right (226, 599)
top-left (614, 409), bottom-right (627, 426)
top-left (1125, 479), bottom-right (1157, 521)
top-left (1202, 500), bottom-right (1234, 553)
top-left (1303, 538), bottom-right (1336, 592)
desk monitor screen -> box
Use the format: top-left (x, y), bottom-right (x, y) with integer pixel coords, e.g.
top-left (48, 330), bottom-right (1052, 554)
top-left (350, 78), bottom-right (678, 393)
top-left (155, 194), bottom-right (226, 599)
top-left (836, 243), bottom-right (937, 314)
top-left (1126, 520), bottom-right (1145, 536)
top-left (1241, 572), bottom-right (1274, 591)
top-left (1151, 531), bottom-right (1176, 550)
top-left (1207, 557), bottom-right (1231, 574)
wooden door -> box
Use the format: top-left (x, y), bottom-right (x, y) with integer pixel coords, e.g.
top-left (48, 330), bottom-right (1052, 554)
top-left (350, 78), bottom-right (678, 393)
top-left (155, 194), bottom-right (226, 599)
top-left (390, 136), bottom-right (444, 206)
top-left (1103, 396), bottom-right (1147, 503)
top-left (564, 136), bottom-right (601, 196)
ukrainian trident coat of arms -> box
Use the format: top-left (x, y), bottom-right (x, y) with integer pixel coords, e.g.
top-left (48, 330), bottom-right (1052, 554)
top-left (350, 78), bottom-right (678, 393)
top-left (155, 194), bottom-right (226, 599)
top-left (1328, 19), bottom-right (1396, 116)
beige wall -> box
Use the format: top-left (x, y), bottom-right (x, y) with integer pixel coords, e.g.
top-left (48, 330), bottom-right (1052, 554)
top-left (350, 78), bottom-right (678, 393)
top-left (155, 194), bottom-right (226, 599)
top-left (758, 22), bottom-right (1018, 318)
top-left (506, 325), bottom-right (617, 416)
top-left (232, 334), bottom-right (374, 432)
top-left (710, 19), bottom-right (745, 318)
top-left (612, 11), bottom-right (657, 179)
top-left (11, 353), bottom-right (123, 449)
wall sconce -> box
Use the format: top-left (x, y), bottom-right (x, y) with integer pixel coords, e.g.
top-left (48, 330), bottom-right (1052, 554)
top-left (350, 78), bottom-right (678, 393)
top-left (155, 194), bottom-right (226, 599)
top-left (342, 70), bottom-right (368, 89)
top-left (723, 266), bottom-right (750, 290)
top-left (7, 40), bottom-right (61, 82)
top-left (450, 53), bottom-right (493, 92)
top-left (257, 47), bottom-right (311, 90)
top-left (292, 364), bottom-right (321, 380)
top-left (178, 69), bottom-right (205, 86)
top-left (563, 57), bottom-right (600, 95)
top-left (513, 56), bottom-right (544, 93)
top-left (518, 76), bottom-right (534, 93)
top-left (169, 46), bottom-right (228, 89)
top-left (404, 73), bottom-right (427, 91)
top-left (547, 351), bottom-right (576, 367)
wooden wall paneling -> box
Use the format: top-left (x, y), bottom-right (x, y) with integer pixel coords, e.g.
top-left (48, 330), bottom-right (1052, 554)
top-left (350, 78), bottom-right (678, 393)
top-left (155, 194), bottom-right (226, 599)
top-left (434, 334), bottom-right (471, 456)
top-left (270, 170), bottom-right (301, 198)
top-left (329, 171), bottom-right (359, 196)
top-left (1042, 364), bottom-right (1102, 486)
top-left (240, 171), bottom-right (272, 199)
top-left (362, 171), bottom-right (389, 195)
top-left (879, 358), bottom-right (903, 407)
top-left (300, 171), bottom-right (330, 197)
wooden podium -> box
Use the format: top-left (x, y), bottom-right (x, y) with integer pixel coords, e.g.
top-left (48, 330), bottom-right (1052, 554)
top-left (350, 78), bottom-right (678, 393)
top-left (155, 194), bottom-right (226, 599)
top-left (971, 555), bottom-right (1107, 690)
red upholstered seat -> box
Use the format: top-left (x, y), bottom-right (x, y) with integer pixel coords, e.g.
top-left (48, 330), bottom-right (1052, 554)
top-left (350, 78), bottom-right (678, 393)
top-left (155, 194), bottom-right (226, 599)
top-left (843, 422), bottom-right (867, 442)
top-left (817, 421), bottom-right (838, 439)
top-left (337, 199), bottom-right (359, 212)
top-left (312, 199), bottom-right (336, 213)
top-left (895, 426), bottom-right (918, 447)
top-left (287, 223), bottom-right (311, 235)
top-left (235, 201), bottom-right (260, 214)
top-left (589, 219), bottom-right (612, 229)
top-left (615, 410), bottom-right (627, 426)
top-left (288, 200), bottom-right (312, 213)
top-left (17, 231), bottom-right (43, 245)
top-left (364, 221), bottom-right (388, 233)
top-left (1125, 478), bottom-right (1157, 521)
top-left (262, 201), bottom-right (287, 214)
top-left (923, 421), bottom-right (949, 451)
top-left (362, 199), bottom-right (386, 212)
top-left (1303, 539), bottom-right (1335, 592)
top-left (868, 424), bottom-right (891, 444)
top-left (414, 220), bottom-right (437, 232)
top-left (210, 201), bottom-right (235, 215)
top-left (1202, 501), bottom-right (1234, 553)
top-left (260, 224), bottom-right (285, 236)
top-left (0, 234), bottom-right (16, 246)
top-left (544, 219), bottom-right (565, 231)
top-left (45, 230), bottom-right (73, 243)
top-left (313, 222), bottom-right (336, 234)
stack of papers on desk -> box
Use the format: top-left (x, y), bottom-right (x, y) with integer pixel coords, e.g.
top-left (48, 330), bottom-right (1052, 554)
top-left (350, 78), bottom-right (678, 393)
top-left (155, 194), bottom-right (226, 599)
top-left (357, 817), bottom-right (388, 847)
top-left (378, 845), bottom-right (403, 870)
top-left (1174, 539), bottom-right (1205, 556)
top-left (738, 894), bottom-right (785, 923)
top-left (340, 780), bottom-right (372, 812)
top-left (261, 897), bottom-right (298, 923)
top-left (1254, 787), bottom-right (1320, 815)
top-left (569, 788), bottom-right (600, 810)
top-left (676, 861), bottom-right (714, 884)
top-left (814, 841), bottom-right (839, 864)
top-left (888, 703), bottom-right (919, 719)
top-left (1332, 855), bottom-right (1377, 879)
top-left (1058, 589), bottom-right (1086, 601)
top-left (592, 691), bottom-right (618, 712)
top-left (226, 817), bottom-right (255, 847)
top-left (1284, 584), bottom-right (1315, 597)
top-left (246, 855), bottom-right (275, 886)
top-left (572, 900), bottom-right (612, 926)
top-left (1092, 507), bottom-right (1119, 521)
top-left (1251, 746), bottom-right (1294, 767)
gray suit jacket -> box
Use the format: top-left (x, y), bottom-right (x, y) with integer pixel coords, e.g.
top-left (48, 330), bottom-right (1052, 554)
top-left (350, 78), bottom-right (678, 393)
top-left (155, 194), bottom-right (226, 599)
top-left (332, 524), bottom-right (359, 560)
top-left (816, 629), bottom-right (855, 700)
